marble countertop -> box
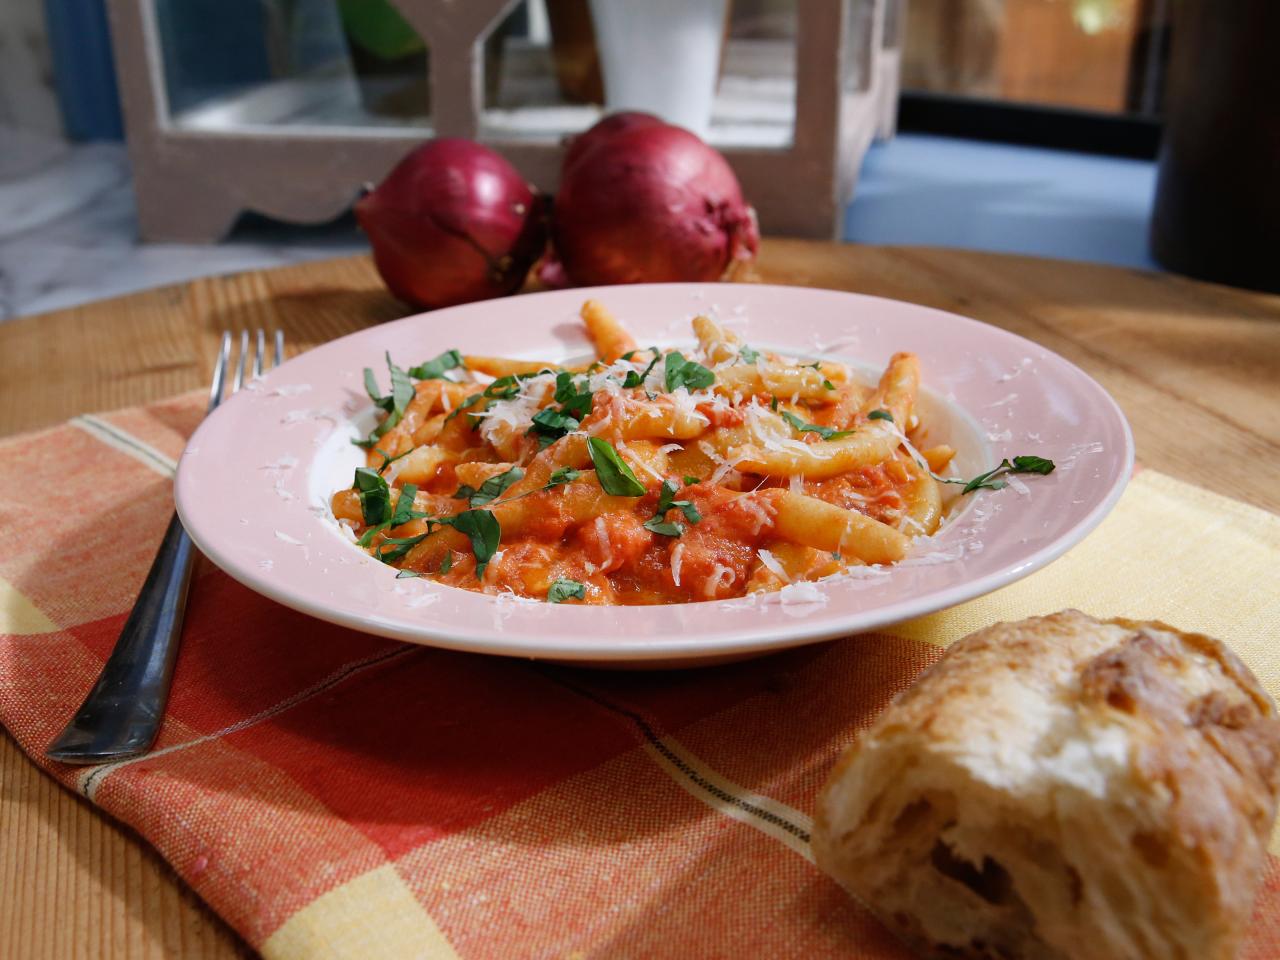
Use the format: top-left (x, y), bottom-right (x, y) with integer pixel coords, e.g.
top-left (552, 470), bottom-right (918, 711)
top-left (0, 127), bottom-right (367, 322)
top-left (0, 126), bottom-right (1159, 323)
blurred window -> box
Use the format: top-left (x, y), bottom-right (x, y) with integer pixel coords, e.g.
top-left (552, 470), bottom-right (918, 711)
top-left (902, 0), bottom-right (1171, 117)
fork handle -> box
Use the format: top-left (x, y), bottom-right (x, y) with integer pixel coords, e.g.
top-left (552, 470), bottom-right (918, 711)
top-left (46, 513), bottom-right (195, 764)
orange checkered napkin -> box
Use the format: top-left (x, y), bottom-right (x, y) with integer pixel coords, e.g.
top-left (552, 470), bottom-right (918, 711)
top-left (2, 393), bottom-right (1278, 960)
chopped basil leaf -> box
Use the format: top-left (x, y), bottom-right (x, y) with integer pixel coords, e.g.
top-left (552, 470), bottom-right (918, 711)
top-left (357, 521), bottom-right (388, 547)
top-left (770, 396), bottom-right (779, 411)
top-left (454, 466), bottom-right (524, 506)
top-left (353, 354), bottom-right (416, 449)
top-left (373, 446), bottom-right (413, 474)
top-left (663, 351), bottom-right (715, 392)
top-left (547, 467), bottom-right (581, 489)
top-left (779, 410), bottom-right (853, 441)
top-left (587, 437), bottom-right (646, 497)
top-left (407, 349), bottom-right (463, 380)
top-left (353, 467), bottom-right (391, 525)
top-left (437, 509), bottom-right (501, 578)
top-left (395, 569), bottom-right (422, 579)
top-left (443, 393), bottom-right (485, 425)
top-left (528, 407), bottom-right (580, 447)
top-left (622, 349), bottom-right (663, 388)
top-left (803, 360), bottom-right (822, 370)
top-left (374, 531), bottom-right (430, 562)
top-left (655, 479), bottom-right (702, 525)
top-left (547, 578), bottom-right (586, 603)
top-left (363, 368), bottom-right (385, 405)
top-left (738, 344), bottom-right (761, 364)
top-left (440, 551), bottom-right (453, 573)
top-left (822, 379), bottom-right (836, 391)
top-left (388, 353), bottom-right (414, 416)
top-left (683, 475), bottom-right (699, 487)
top-left (553, 371), bottom-right (594, 419)
top-left (390, 483), bottom-right (423, 526)
top-left (620, 349), bottom-right (639, 361)
top-left (868, 409), bottom-right (894, 422)
top-left (643, 517), bottom-right (685, 537)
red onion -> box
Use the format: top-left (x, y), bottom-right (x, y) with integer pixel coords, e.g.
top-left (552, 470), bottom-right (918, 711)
top-left (561, 111), bottom-right (666, 174)
top-left (356, 139), bottom-right (547, 310)
top-left (551, 118), bottom-right (759, 286)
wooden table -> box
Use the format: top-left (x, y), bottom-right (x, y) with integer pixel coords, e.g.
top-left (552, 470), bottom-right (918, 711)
top-left (1, 241), bottom-right (1277, 958)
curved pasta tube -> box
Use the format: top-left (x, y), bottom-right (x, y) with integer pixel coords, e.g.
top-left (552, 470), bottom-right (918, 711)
top-left (693, 315), bottom-right (743, 365)
top-left (453, 461), bottom-right (517, 488)
top-left (768, 491), bottom-right (909, 564)
top-left (463, 356), bottom-right (558, 378)
top-left (898, 458), bottom-right (943, 537)
top-left (859, 352), bottom-right (920, 426)
top-left (617, 401), bottom-right (711, 440)
top-left (388, 444), bottom-right (455, 486)
top-left (581, 300), bottom-right (637, 362)
top-left (413, 379), bottom-right (476, 408)
top-left (712, 363), bottom-right (847, 402)
top-left (726, 423), bottom-right (900, 479)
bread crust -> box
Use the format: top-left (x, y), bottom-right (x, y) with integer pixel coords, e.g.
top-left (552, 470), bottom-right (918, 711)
top-left (812, 610), bottom-right (1280, 960)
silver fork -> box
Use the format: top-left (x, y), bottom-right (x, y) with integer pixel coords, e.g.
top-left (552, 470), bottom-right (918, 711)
top-left (47, 329), bottom-right (285, 764)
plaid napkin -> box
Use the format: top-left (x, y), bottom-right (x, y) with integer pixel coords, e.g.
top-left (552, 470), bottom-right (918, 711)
top-left (2, 392), bottom-right (1278, 960)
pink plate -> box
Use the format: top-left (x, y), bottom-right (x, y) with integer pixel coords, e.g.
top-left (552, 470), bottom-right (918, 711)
top-left (175, 284), bottom-right (1132, 666)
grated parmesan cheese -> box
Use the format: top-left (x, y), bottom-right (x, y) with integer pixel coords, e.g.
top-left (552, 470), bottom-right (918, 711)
top-left (756, 548), bottom-right (790, 583)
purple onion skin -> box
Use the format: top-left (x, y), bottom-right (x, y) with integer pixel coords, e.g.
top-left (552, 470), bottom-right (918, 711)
top-left (552, 122), bottom-right (760, 286)
top-left (561, 111), bottom-right (666, 174)
top-left (356, 139), bottom-right (547, 311)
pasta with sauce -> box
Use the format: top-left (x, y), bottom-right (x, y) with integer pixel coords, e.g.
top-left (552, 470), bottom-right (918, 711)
top-left (330, 300), bottom-right (964, 604)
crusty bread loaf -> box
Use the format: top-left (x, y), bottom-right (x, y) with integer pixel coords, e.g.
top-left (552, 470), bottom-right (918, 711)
top-left (812, 610), bottom-right (1280, 960)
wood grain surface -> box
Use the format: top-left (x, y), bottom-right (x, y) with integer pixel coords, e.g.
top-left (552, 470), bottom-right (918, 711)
top-left (1, 240), bottom-right (1277, 959)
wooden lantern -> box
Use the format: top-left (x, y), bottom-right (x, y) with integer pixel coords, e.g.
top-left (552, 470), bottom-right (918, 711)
top-left (107, 0), bottom-right (902, 242)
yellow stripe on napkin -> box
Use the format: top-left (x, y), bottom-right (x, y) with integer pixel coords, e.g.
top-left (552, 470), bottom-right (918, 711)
top-left (262, 864), bottom-right (460, 960)
top-left (0, 576), bottom-right (58, 634)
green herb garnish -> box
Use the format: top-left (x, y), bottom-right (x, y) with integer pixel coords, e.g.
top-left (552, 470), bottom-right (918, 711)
top-left (822, 379), bottom-right (836, 391)
top-left (407, 349), bottom-right (463, 380)
top-left (664, 351), bottom-right (715, 392)
top-left (373, 446), bottom-right (413, 474)
top-left (868, 409), bottom-right (894, 422)
top-left (437, 509), bottom-right (502, 578)
top-left (547, 467), bottom-right (582, 488)
top-left (389, 483), bottom-right (424, 526)
top-left (547, 578), bottom-right (586, 603)
top-left (454, 466), bottom-right (524, 507)
top-left (528, 407), bottom-right (581, 448)
top-left (354, 353), bottom-right (416, 449)
top-left (779, 410), bottom-right (854, 441)
top-left (738, 344), bottom-right (761, 364)
top-left (683, 475), bottom-right (699, 486)
top-left (440, 551), bottom-right (453, 574)
top-left (395, 569), bottom-right (422, 579)
top-left (941, 455), bottom-right (1057, 494)
top-left (353, 467), bottom-right (391, 525)
top-left (622, 349), bottom-right (662, 388)
top-left (642, 518), bottom-right (685, 537)
top-left (553, 371), bottom-right (594, 419)
top-left (374, 532), bottom-right (431, 562)
top-left (362, 484), bottom-right (432, 562)
top-left (586, 437), bottom-right (646, 497)
top-left (443, 393), bottom-right (485, 426)
top-left (656, 479), bottom-right (701, 524)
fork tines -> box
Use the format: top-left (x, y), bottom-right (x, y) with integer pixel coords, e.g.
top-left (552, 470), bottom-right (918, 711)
top-left (210, 329), bottom-right (285, 412)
